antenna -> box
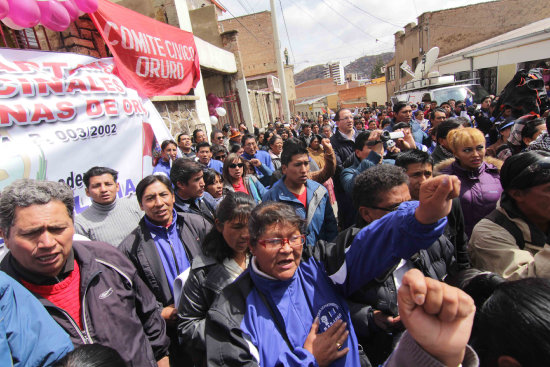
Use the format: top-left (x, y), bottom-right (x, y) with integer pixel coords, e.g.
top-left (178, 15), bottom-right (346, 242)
top-left (400, 60), bottom-right (416, 78)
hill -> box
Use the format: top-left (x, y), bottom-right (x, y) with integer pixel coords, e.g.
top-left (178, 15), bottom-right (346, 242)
top-left (294, 52), bottom-right (394, 85)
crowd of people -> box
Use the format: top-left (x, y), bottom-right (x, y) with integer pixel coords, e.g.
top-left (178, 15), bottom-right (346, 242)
top-left (1, 83), bottom-right (550, 367)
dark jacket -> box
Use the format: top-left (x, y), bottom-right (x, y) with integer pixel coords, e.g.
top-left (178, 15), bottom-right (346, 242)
top-left (330, 128), bottom-right (357, 228)
top-left (177, 254), bottom-right (236, 365)
top-left (173, 192), bottom-right (217, 225)
top-left (119, 212), bottom-right (211, 308)
top-left (0, 241), bottom-right (169, 367)
top-left (430, 144), bottom-right (454, 165)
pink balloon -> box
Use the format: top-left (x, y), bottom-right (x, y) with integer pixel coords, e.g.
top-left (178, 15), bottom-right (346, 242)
top-left (0, 0), bottom-right (9, 19)
top-left (73, 0), bottom-right (97, 13)
top-left (60, 0), bottom-right (79, 21)
top-left (39, 0), bottom-right (71, 31)
top-left (2, 16), bottom-right (25, 30)
top-left (7, 0), bottom-right (40, 28)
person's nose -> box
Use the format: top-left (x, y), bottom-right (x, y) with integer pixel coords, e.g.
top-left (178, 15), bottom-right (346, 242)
top-left (37, 230), bottom-right (56, 249)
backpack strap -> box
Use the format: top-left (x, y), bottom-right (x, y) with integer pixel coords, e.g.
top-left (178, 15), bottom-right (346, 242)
top-left (485, 209), bottom-right (525, 250)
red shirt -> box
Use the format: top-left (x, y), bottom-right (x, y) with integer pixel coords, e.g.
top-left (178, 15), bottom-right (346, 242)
top-left (292, 187), bottom-right (307, 211)
top-left (233, 177), bottom-right (249, 194)
top-left (23, 260), bottom-right (82, 328)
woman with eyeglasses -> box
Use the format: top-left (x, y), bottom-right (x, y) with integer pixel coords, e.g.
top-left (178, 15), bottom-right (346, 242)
top-left (434, 127), bottom-right (503, 237)
top-left (205, 186), bottom-right (478, 367)
top-left (222, 153), bottom-right (266, 204)
top-left (177, 192), bottom-right (256, 366)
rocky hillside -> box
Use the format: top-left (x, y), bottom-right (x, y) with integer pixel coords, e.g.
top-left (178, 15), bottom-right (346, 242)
top-left (294, 52), bottom-right (394, 84)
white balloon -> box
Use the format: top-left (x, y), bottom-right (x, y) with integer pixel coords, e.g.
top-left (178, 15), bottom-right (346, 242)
top-left (210, 115), bottom-right (218, 125)
top-left (215, 107), bottom-right (227, 117)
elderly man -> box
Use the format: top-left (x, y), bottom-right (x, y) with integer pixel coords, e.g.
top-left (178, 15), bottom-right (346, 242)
top-left (0, 179), bottom-right (170, 367)
top-left (74, 166), bottom-right (143, 247)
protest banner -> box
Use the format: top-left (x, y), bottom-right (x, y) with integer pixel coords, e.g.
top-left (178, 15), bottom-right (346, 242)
top-left (0, 48), bottom-right (173, 220)
top-left (90, 0), bottom-right (201, 97)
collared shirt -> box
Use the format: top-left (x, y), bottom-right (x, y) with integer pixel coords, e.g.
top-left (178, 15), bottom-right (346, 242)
top-left (144, 210), bottom-right (190, 294)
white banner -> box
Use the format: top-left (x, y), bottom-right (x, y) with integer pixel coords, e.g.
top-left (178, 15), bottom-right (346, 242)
top-left (0, 48), bottom-right (173, 216)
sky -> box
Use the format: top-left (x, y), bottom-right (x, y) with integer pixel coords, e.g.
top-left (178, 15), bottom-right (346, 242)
top-left (216, 0), bottom-right (494, 72)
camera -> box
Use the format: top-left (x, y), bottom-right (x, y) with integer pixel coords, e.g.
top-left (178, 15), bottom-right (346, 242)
top-left (380, 131), bottom-right (405, 142)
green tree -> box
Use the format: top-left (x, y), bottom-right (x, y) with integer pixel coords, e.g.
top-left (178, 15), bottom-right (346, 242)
top-left (371, 57), bottom-right (384, 79)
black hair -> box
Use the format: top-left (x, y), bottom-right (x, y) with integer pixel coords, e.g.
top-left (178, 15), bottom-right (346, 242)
top-left (263, 130), bottom-right (274, 144)
top-left (301, 122), bottom-right (311, 129)
top-left (392, 101), bottom-right (409, 114)
top-left (248, 201), bottom-right (306, 246)
top-left (229, 143), bottom-right (242, 153)
top-left (170, 158), bottom-right (203, 186)
top-left (334, 108), bottom-right (351, 121)
top-left (202, 192), bottom-right (255, 263)
top-left (241, 134), bottom-right (256, 146)
top-left (547, 114), bottom-right (550, 132)
top-left (395, 150), bottom-right (433, 170)
top-left (203, 168), bottom-right (222, 187)
top-left (352, 165), bottom-right (408, 209)
top-left (353, 131), bottom-right (372, 151)
top-left (521, 118), bottom-right (545, 140)
top-left (53, 344), bottom-right (125, 367)
top-left (429, 107), bottom-right (447, 121)
top-left (500, 150), bottom-right (550, 190)
top-left (161, 139), bottom-right (177, 151)
top-left (474, 278), bottom-right (550, 367)
top-left (83, 166), bottom-right (118, 188)
top-left (268, 134), bottom-right (282, 147)
top-left (440, 101), bottom-right (450, 107)
top-left (192, 128), bottom-right (203, 141)
top-left (136, 174), bottom-right (173, 204)
top-left (308, 134), bottom-right (323, 147)
top-left (380, 118), bottom-right (392, 129)
top-left (196, 142), bottom-right (211, 152)
top-left (269, 169), bottom-right (283, 187)
top-left (393, 122), bottom-right (410, 130)
top-left (281, 137), bottom-right (308, 166)
top-left (210, 128), bottom-right (223, 141)
top-left (176, 132), bottom-right (190, 143)
top-left (212, 144), bottom-right (228, 158)
top-left (435, 119), bottom-right (461, 141)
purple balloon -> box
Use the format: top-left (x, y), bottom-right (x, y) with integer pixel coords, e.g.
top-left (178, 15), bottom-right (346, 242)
top-left (7, 0), bottom-right (40, 28)
top-left (0, 0), bottom-right (9, 19)
top-left (74, 0), bottom-right (97, 13)
top-left (39, 0), bottom-right (70, 31)
top-left (60, 0), bottom-right (80, 21)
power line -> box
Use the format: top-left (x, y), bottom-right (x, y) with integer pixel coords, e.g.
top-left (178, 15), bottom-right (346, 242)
top-left (339, 0), bottom-right (403, 28)
top-left (319, 0), bottom-right (381, 42)
top-left (216, 0), bottom-right (262, 44)
top-left (278, 0), bottom-right (296, 65)
top-left (234, 0), bottom-right (252, 14)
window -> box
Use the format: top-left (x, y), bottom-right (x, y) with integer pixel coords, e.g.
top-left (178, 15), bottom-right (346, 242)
top-left (388, 66), bottom-right (395, 81)
top-left (478, 67), bottom-right (497, 95)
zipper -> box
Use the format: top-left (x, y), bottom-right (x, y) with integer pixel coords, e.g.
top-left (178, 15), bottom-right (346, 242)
top-left (166, 228), bottom-right (181, 275)
top-left (47, 305), bottom-right (91, 344)
top-left (81, 270), bottom-right (101, 344)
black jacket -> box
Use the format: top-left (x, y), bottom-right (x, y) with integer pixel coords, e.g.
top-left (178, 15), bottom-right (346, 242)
top-left (119, 212), bottom-right (211, 308)
top-left (176, 254), bottom-right (235, 365)
top-left (0, 241), bottom-right (170, 367)
top-left (330, 129), bottom-right (357, 228)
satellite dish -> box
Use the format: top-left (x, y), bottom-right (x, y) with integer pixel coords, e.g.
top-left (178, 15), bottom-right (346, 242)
top-left (413, 46), bottom-right (439, 79)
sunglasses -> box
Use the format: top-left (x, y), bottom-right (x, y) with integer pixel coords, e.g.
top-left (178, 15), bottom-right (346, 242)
top-left (215, 154), bottom-right (226, 160)
top-left (229, 163), bottom-right (244, 168)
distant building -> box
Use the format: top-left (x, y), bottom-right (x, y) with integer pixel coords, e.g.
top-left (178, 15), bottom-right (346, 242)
top-left (324, 61), bottom-right (345, 85)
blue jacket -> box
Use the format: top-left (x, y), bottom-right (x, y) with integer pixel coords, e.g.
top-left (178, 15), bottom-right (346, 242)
top-left (0, 271), bottom-right (73, 366)
top-left (206, 159), bottom-right (223, 174)
top-left (153, 159), bottom-right (171, 177)
top-left (206, 201), bottom-right (447, 366)
top-left (263, 177), bottom-right (338, 245)
top-left (242, 150), bottom-right (275, 187)
top-left (223, 175), bottom-right (266, 204)
top-left (340, 151), bottom-right (384, 194)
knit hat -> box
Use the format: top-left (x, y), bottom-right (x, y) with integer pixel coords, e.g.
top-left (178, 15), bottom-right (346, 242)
top-left (500, 151), bottom-right (550, 190)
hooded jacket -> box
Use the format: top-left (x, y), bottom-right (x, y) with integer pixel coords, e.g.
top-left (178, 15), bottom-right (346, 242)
top-left (435, 157), bottom-right (503, 237)
top-left (263, 177), bottom-right (338, 245)
top-left (205, 201), bottom-right (448, 367)
top-left (223, 174), bottom-right (266, 204)
top-left (0, 241), bottom-right (169, 367)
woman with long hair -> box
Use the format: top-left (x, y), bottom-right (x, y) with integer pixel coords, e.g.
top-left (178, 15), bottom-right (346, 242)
top-left (222, 153), bottom-right (266, 203)
top-left (268, 134), bottom-right (283, 171)
top-left (177, 193), bottom-right (256, 366)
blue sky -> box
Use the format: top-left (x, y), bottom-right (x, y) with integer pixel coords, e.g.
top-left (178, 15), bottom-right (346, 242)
top-left (216, 0), bottom-right (494, 72)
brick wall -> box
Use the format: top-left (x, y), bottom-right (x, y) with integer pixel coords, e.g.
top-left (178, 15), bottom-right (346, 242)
top-left (219, 11), bottom-right (277, 78)
top-left (54, 16), bottom-right (108, 58)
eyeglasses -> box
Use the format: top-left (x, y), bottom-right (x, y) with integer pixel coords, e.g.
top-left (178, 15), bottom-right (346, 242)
top-left (215, 154), bottom-right (226, 160)
top-left (216, 136), bottom-right (224, 140)
top-left (258, 234), bottom-right (306, 250)
top-left (369, 202), bottom-right (402, 212)
top-left (228, 163), bottom-right (244, 168)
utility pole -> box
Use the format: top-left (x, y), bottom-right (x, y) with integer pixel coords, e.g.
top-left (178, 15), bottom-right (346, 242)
top-left (270, 0), bottom-right (291, 123)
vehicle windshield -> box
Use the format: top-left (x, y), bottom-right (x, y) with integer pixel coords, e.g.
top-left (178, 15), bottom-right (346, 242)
top-left (432, 85), bottom-right (489, 104)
